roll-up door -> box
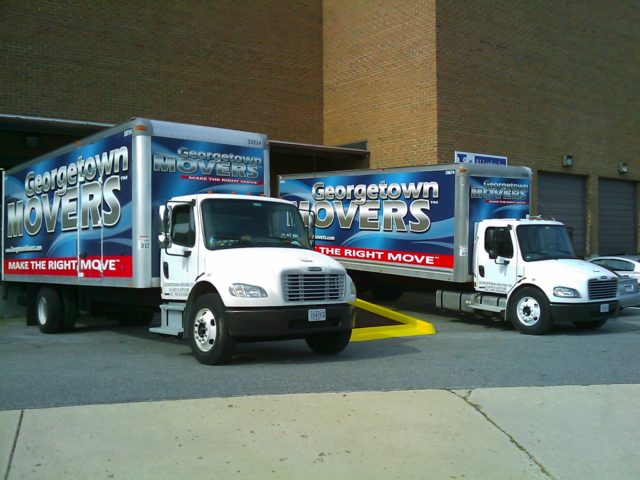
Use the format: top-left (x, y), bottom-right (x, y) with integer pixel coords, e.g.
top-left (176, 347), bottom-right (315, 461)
top-left (537, 172), bottom-right (586, 257)
top-left (599, 179), bottom-right (637, 255)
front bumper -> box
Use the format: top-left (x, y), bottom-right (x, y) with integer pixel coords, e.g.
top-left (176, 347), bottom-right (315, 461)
top-left (549, 300), bottom-right (619, 323)
top-left (225, 303), bottom-right (355, 338)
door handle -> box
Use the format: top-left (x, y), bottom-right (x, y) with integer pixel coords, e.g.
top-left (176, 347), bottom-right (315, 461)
top-left (479, 265), bottom-right (485, 277)
top-left (163, 262), bottom-right (169, 279)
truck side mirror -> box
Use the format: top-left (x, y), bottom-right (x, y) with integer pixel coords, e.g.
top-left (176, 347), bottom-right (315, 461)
top-left (158, 205), bottom-right (172, 248)
top-left (307, 210), bottom-right (316, 248)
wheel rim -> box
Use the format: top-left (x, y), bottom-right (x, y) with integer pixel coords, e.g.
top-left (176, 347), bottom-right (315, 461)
top-left (193, 307), bottom-right (217, 352)
top-left (516, 296), bottom-right (541, 326)
top-left (37, 297), bottom-right (48, 326)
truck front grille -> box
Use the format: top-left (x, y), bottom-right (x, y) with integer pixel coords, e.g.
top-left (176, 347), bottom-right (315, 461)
top-left (283, 274), bottom-right (345, 302)
top-left (588, 278), bottom-right (618, 300)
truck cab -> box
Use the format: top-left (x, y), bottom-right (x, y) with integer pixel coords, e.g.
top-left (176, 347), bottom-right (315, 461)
top-left (152, 193), bottom-right (356, 364)
top-left (475, 218), bottom-right (619, 333)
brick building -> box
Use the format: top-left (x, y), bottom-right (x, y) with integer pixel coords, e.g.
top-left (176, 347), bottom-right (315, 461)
top-left (1, 0), bottom-right (638, 256)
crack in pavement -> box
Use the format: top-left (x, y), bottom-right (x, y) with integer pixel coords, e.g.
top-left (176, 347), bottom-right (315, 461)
top-left (451, 390), bottom-right (555, 479)
top-left (3, 410), bottom-right (23, 480)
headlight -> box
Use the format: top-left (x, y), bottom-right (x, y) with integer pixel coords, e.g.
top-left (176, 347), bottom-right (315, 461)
top-left (348, 276), bottom-right (357, 296)
top-left (229, 283), bottom-right (268, 298)
top-left (553, 286), bottom-right (581, 298)
top-left (623, 284), bottom-right (636, 294)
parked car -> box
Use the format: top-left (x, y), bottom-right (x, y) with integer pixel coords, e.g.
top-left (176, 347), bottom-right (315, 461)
top-left (616, 275), bottom-right (640, 308)
top-left (589, 256), bottom-right (640, 284)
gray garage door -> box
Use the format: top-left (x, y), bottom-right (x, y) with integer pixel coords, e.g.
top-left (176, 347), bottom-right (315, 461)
top-left (599, 179), bottom-right (637, 255)
top-left (537, 172), bottom-right (586, 257)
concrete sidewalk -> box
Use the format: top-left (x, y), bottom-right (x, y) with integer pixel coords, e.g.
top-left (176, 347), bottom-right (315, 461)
top-left (2, 385), bottom-right (639, 479)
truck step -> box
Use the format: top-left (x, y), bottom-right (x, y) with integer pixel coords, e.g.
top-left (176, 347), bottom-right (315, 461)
top-left (465, 302), bottom-right (504, 313)
top-left (149, 326), bottom-right (183, 336)
top-left (150, 302), bottom-right (185, 337)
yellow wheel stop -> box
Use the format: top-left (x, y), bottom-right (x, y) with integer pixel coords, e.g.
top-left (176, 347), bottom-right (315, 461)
top-left (350, 298), bottom-right (436, 342)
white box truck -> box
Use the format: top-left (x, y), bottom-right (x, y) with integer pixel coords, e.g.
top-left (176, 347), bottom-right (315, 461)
top-left (1, 118), bottom-right (355, 364)
top-left (278, 163), bottom-right (619, 334)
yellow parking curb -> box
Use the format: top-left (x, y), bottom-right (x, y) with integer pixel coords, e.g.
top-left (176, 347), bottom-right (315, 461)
top-left (350, 298), bottom-right (436, 342)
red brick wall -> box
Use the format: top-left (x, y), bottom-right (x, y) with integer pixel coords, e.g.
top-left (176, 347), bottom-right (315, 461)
top-left (436, 0), bottom-right (640, 253)
top-left (0, 0), bottom-right (323, 144)
top-left (323, 0), bottom-right (438, 168)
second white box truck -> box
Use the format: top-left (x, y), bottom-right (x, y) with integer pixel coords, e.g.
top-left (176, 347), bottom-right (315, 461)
top-left (278, 163), bottom-right (619, 334)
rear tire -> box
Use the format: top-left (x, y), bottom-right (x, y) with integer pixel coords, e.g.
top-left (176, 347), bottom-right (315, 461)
top-left (573, 319), bottom-right (608, 330)
top-left (508, 287), bottom-right (553, 335)
top-left (36, 287), bottom-right (64, 334)
top-left (306, 329), bottom-right (352, 355)
top-left (189, 294), bottom-right (236, 365)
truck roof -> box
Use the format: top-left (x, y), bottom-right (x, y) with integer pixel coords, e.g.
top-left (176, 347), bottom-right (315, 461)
top-left (481, 218), bottom-right (564, 227)
top-left (170, 193), bottom-right (294, 205)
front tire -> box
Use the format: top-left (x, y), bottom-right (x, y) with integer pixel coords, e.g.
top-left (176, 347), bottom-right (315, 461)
top-left (36, 287), bottom-right (64, 334)
top-left (189, 294), bottom-right (236, 365)
top-left (306, 329), bottom-right (352, 355)
top-left (508, 287), bottom-right (553, 335)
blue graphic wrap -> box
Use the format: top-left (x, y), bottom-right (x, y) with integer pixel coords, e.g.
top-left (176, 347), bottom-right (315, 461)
top-left (150, 136), bottom-right (267, 276)
top-left (468, 175), bottom-right (531, 272)
top-left (279, 170), bottom-right (456, 261)
top-left (3, 131), bottom-right (132, 267)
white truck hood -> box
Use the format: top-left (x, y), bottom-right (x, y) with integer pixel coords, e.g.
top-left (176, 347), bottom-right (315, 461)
top-left (524, 259), bottom-right (615, 282)
top-left (202, 247), bottom-right (350, 307)
top-left (521, 258), bottom-right (618, 302)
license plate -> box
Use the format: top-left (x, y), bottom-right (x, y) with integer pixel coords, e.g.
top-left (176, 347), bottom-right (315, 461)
top-left (308, 309), bottom-right (326, 322)
top-left (600, 303), bottom-right (609, 313)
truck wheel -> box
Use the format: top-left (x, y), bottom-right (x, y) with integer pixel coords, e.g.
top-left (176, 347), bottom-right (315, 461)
top-left (189, 294), bottom-right (236, 365)
top-left (35, 287), bottom-right (64, 334)
top-left (306, 329), bottom-right (352, 355)
top-left (508, 287), bottom-right (553, 335)
top-left (573, 319), bottom-right (607, 330)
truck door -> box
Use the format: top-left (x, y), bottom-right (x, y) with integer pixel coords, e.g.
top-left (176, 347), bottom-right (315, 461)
top-left (475, 225), bottom-right (518, 294)
top-left (161, 203), bottom-right (199, 300)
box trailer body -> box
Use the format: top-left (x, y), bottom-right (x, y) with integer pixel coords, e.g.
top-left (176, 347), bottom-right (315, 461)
top-left (279, 164), bottom-right (531, 282)
top-left (279, 163), bottom-right (619, 334)
top-left (2, 118), bottom-right (269, 287)
top-left (2, 118), bottom-right (350, 363)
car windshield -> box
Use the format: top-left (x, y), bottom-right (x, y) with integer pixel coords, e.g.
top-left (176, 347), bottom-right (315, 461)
top-left (201, 198), bottom-right (311, 251)
top-left (516, 224), bottom-right (577, 261)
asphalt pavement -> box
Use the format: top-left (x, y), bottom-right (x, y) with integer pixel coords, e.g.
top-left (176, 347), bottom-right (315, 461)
top-left (2, 295), bottom-right (640, 479)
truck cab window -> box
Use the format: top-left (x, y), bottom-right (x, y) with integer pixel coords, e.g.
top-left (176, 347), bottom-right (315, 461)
top-left (201, 199), bottom-right (311, 251)
top-left (516, 224), bottom-right (576, 261)
top-left (171, 205), bottom-right (195, 247)
top-left (485, 227), bottom-right (513, 258)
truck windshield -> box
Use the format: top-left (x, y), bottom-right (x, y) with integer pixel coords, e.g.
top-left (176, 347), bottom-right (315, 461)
top-left (516, 224), bottom-right (577, 261)
top-left (201, 199), bottom-right (311, 251)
